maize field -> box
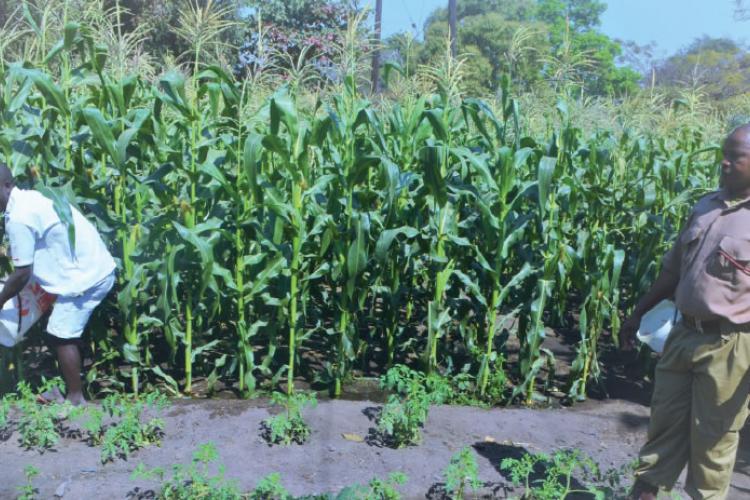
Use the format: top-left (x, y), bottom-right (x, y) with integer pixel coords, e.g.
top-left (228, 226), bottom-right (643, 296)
top-left (0, 16), bottom-right (722, 405)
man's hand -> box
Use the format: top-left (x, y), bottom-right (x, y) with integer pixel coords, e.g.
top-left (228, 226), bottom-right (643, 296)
top-left (619, 313), bottom-right (642, 351)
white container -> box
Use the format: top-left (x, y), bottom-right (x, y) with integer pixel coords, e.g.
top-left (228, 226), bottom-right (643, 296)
top-left (0, 278), bottom-right (57, 347)
top-left (637, 299), bottom-right (680, 354)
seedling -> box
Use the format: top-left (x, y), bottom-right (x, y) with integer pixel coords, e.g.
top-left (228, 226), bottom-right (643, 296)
top-left (74, 392), bottom-right (167, 463)
top-left (443, 447), bottom-right (482, 499)
top-left (375, 366), bottom-right (435, 447)
top-left (344, 472), bottom-right (408, 500)
top-left (133, 442), bottom-right (242, 499)
top-left (14, 380), bottom-right (67, 451)
top-left (501, 448), bottom-right (606, 499)
top-left (250, 473), bottom-right (292, 499)
top-left (16, 465), bottom-right (39, 500)
top-left (262, 391), bottom-right (317, 445)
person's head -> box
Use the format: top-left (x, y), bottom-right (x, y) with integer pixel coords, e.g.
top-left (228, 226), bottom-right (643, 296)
top-left (0, 163), bottom-right (14, 212)
top-left (721, 124), bottom-right (750, 199)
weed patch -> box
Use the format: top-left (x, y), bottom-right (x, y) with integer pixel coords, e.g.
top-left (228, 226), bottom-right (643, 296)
top-left (72, 392), bottom-right (167, 463)
top-left (500, 448), bottom-right (637, 499)
top-left (261, 392), bottom-right (317, 446)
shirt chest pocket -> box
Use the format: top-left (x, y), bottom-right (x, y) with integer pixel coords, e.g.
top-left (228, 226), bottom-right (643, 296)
top-left (706, 236), bottom-right (750, 285)
top-left (679, 225), bottom-right (705, 271)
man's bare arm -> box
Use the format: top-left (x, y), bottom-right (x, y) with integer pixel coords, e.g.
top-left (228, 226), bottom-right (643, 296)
top-left (0, 266), bottom-right (32, 307)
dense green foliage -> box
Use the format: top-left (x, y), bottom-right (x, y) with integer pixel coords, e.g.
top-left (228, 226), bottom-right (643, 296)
top-left (0, 1), bottom-right (728, 405)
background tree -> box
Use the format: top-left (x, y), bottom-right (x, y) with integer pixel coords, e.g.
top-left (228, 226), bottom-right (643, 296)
top-left (397, 0), bottom-right (639, 97)
top-left (237, 0), bottom-right (363, 82)
top-left (655, 36), bottom-right (750, 100)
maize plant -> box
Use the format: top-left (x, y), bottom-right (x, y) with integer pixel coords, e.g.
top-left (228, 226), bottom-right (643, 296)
top-left (0, 10), bottom-right (724, 404)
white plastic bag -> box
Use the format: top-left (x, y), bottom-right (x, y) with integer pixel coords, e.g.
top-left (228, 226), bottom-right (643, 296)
top-left (637, 299), bottom-right (680, 354)
top-left (0, 278), bottom-right (57, 347)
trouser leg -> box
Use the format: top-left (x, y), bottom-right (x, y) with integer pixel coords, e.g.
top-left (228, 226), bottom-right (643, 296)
top-left (635, 324), bottom-right (693, 489)
top-left (685, 330), bottom-right (750, 499)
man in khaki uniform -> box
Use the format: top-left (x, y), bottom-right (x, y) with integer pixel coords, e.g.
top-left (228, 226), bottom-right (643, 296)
top-left (620, 124), bottom-right (750, 499)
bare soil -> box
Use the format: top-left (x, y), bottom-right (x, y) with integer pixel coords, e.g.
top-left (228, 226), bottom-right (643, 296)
top-left (2, 393), bottom-right (750, 499)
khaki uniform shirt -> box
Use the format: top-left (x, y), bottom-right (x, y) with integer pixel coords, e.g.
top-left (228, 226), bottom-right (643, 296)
top-left (662, 189), bottom-right (750, 324)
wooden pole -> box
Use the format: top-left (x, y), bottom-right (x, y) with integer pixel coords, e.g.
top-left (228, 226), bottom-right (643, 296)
top-left (448, 0), bottom-right (457, 58)
top-left (371, 0), bottom-right (383, 93)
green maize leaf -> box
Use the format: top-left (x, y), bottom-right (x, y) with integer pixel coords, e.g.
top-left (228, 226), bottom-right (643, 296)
top-left (212, 262), bottom-right (237, 291)
top-left (19, 68), bottom-right (69, 115)
top-left (157, 72), bottom-right (192, 118)
top-left (150, 366), bottom-right (179, 394)
top-left (500, 218), bottom-right (531, 259)
top-left (122, 343), bottom-right (141, 364)
top-left (537, 156), bottom-right (557, 217)
top-left (116, 264), bottom-right (144, 312)
top-left (191, 339), bottom-right (220, 364)
top-left (242, 133), bottom-right (263, 202)
top-left (244, 254), bottom-right (286, 299)
top-left (92, 43), bottom-right (108, 73)
top-left (22, 4), bottom-right (41, 37)
top-left (382, 61), bottom-right (405, 86)
top-left (64, 22), bottom-right (80, 49)
top-left (304, 262), bottom-right (330, 282)
top-left (375, 227), bottom-right (419, 262)
top-left (270, 92), bottom-right (298, 137)
top-left (173, 221), bottom-right (216, 300)
top-left (462, 99), bottom-right (494, 145)
top-left (5, 75), bottom-right (33, 116)
top-left (452, 269), bottom-right (487, 307)
top-left (453, 146), bottom-right (493, 188)
top-left (513, 147), bottom-right (535, 169)
top-left (42, 40), bottom-right (65, 65)
top-left (115, 110), bottom-right (150, 168)
top-left (420, 145), bottom-right (447, 207)
top-left (346, 213), bottom-right (370, 279)
top-left (82, 108), bottom-right (118, 163)
top-left (497, 263), bottom-right (535, 305)
top-left (422, 109), bottom-right (448, 142)
top-left (263, 187), bottom-right (293, 224)
top-left (35, 183), bottom-right (76, 256)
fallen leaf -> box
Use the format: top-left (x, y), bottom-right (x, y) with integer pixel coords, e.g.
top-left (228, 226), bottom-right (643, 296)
top-left (342, 433), bottom-right (364, 442)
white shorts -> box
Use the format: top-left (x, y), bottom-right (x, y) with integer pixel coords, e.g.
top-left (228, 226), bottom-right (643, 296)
top-left (46, 272), bottom-right (115, 339)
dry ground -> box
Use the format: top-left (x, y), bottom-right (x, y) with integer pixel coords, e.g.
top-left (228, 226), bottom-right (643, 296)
top-left (2, 394), bottom-right (750, 499)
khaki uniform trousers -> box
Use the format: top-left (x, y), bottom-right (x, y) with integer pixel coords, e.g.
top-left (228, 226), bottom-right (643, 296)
top-left (635, 320), bottom-right (750, 499)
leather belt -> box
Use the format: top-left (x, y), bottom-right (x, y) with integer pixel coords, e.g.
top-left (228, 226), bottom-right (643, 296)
top-left (682, 314), bottom-right (749, 334)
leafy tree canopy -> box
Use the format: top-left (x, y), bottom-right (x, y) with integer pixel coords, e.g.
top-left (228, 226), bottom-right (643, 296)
top-left (655, 36), bottom-right (750, 99)
top-left (403, 0), bottom-right (638, 97)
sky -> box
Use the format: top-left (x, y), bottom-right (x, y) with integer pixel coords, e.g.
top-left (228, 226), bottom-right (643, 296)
top-left (378, 0), bottom-right (748, 57)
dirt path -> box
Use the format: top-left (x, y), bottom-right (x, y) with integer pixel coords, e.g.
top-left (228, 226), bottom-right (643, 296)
top-left (2, 397), bottom-right (750, 499)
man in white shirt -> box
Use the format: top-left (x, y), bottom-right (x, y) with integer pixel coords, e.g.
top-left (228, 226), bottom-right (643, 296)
top-left (0, 164), bottom-right (116, 405)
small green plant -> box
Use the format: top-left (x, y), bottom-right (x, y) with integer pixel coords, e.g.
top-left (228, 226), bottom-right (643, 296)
top-left (443, 447), bottom-right (483, 499)
top-left (73, 391), bottom-right (167, 463)
top-left (500, 449), bottom-right (605, 499)
top-left (0, 391), bottom-right (14, 430)
top-left (250, 473), bottom-right (292, 499)
top-left (356, 472), bottom-right (408, 500)
top-left (133, 442), bottom-right (242, 499)
top-left (375, 392), bottom-right (430, 448)
top-left (262, 391), bottom-right (317, 445)
top-left (379, 364), bottom-right (508, 408)
top-left (375, 366), bottom-right (436, 447)
top-left (14, 380), bottom-right (67, 451)
top-left (16, 465), bottom-right (39, 500)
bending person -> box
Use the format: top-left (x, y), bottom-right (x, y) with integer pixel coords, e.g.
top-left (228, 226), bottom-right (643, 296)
top-left (0, 164), bottom-right (115, 406)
